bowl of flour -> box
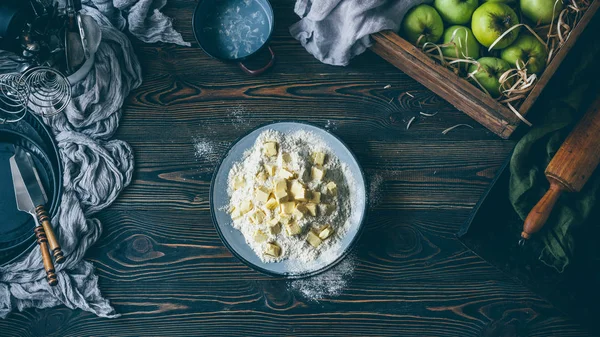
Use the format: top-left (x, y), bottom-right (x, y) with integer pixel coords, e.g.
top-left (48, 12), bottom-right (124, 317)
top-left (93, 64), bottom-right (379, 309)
top-left (210, 122), bottom-right (367, 277)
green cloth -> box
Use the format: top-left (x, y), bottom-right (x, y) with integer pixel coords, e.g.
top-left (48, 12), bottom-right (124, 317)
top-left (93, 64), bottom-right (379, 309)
top-left (509, 37), bottom-right (600, 273)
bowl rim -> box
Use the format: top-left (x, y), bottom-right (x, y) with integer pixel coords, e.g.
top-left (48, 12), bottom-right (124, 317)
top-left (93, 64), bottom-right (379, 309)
top-left (209, 120), bottom-right (368, 279)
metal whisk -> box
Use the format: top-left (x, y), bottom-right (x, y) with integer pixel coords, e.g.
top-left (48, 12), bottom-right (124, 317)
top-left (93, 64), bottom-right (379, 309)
top-left (22, 67), bottom-right (71, 117)
top-left (0, 73), bottom-right (29, 124)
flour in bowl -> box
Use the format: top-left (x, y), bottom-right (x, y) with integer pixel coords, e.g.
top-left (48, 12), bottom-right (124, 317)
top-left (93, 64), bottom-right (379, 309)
top-left (226, 130), bottom-right (358, 263)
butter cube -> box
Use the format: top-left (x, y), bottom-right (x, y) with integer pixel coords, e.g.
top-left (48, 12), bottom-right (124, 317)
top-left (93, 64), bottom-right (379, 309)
top-left (233, 175), bottom-right (245, 190)
top-left (290, 180), bottom-right (308, 201)
top-left (249, 209), bottom-right (265, 224)
top-left (311, 165), bottom-right (326, 181)
top-left (311, 192), bottom-right (321, 204)
top-left (265, 197), bottom-right (278, 210)
top-left (273, 180), bottom-right (288, 201)
top-left (326, 181), bottom-right (337, 195)
top-left (282, 152), bottom-right (292, 163)
top-left (305, 203), bottom-right (317, 217)
top-left (254, 230), bottom-right (268, 243)
top-left (306, 231), bottom-right (322, 248)
top-left (256, 171), bottom-right (267, 184)
top-left (293, 208), bottom-right (304, 220)
top-left (268, 223), bottom-right (281, 235)
top-left (240, 200), bottom-right (253, 214)
top-left (254, 187), bottom-right (270, 204)
top-left (230, 207), bottom-right (242, 220)
top-left (312, 152), bottom-right (326, 166)
top-left (264, 164), bottom-right (276, 176)
top-left (280, 201), bottom-right (296, 215)
top-left (264, 142), bottom-right (278, 157)
top-left (264, 242), bottom-right (281, 257)
top-left (318, 224), bottom-right (333, 240)
top-left (279, 215), bottom-right (291, 225)
top-left (278, 168), bottom-right (294, 180)
top-left (285, 221), bottom-right (302, 236)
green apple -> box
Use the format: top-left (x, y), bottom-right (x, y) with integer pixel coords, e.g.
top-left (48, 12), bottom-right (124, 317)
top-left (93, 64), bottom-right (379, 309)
top-left (501, 34), bottom-right (548, 73)
top-left (442, 25), bottom-right (480, 59)
top-left (401, 4), bottom-right (444, 46)
top-left (483, 0), bottom-right (517, 3)
top-left (471, 2), bottom-right (520, 49)
top-left (434, 0), bottom-right (479, 25)
top-left (521, 0), bottom-right (563, 24)
top-left (468, 57), bottom-right (512, 97)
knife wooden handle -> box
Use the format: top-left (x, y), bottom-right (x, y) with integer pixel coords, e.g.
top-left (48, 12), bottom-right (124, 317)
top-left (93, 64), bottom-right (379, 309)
top-left (35, 206), bottom-right (65, 264)
top-left (34, 226), bottom-right (58, 286)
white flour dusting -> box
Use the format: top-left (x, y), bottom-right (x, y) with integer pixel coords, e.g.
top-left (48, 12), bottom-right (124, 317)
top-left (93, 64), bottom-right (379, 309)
top-left (193, 137), bottom-right (225, 164)
top-left (289, 255), bottom-right (355, 301)
top-left (227, 104), bottom-right (248, 129)
top-left (226, 130), bottom-right (360, 265)
top-left (325, 120), bottom-right (338, 131)
top-left (368, 173), bottom-right (384, 208)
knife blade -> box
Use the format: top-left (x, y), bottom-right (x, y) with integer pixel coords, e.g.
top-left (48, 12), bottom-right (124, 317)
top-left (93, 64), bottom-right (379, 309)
top-left (10, 147), bottom-right (47, 214)
top-left (10, 146), bottom-right (65, 265)
top-left (9, 146), bottom-right (58, 286)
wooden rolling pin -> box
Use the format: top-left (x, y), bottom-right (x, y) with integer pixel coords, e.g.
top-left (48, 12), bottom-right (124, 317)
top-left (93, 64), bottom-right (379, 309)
top-left (520, 95), bottom-right (600, 245)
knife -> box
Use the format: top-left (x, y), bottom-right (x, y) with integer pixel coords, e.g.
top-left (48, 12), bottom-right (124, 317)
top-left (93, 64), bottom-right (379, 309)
top-left (9, 147), bottom-right (64, 284)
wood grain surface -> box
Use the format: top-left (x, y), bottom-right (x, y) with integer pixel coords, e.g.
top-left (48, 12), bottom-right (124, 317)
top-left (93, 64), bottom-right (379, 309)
top-left (0, 0), bottom-right (596, 335)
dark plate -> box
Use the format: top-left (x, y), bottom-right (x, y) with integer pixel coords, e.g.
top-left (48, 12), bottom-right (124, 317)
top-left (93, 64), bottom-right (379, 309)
top-left (0, 130), bottom-right (60, 248)
top-left (0, 114), bottom-right (62, 266)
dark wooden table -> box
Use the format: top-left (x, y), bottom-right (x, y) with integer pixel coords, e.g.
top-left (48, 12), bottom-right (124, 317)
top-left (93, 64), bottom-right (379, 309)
top-left (1, 1), bottom-right (597, 336)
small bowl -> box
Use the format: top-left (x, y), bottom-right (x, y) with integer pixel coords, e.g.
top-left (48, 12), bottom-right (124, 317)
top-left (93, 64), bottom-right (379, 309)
top-left (210, 122), bottom-right (368, 278)
top-left (192, 0), bottom-right (276, 75)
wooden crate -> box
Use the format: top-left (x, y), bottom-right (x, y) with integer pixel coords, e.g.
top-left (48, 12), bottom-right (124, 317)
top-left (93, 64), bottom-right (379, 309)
top-left (370, 0), bottom-right (600, 139)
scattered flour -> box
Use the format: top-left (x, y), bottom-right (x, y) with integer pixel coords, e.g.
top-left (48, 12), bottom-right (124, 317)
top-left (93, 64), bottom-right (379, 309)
top-left (227, 104), bottom-right (248, 129)
top-left (289, 255), bottom-right (355, 301)
top-left (226, 130), bottom-right (360, 265)
top-left (368, 173), bottom-right (384, 208)
top-left (193, 137), bottom-right (224, 164)
top-left (324, 120), bottom-right (338, 131)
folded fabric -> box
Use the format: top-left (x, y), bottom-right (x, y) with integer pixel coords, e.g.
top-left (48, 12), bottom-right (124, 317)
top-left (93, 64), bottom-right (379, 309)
top-left (0, 0), bottom-right (188, 318)
top-left (509, 36), bottom-right (600, 273)
top-left (290, 0), bottom-right (427, 66)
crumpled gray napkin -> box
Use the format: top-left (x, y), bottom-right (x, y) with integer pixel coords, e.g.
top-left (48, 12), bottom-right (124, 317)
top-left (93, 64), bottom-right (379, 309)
top-left (290, 0), bottom-right (427, 66)
top-left (0, 0), bottom-right (189, 319)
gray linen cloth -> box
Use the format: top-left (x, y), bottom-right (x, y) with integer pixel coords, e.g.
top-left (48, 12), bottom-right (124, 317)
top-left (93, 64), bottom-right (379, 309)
top-left (0, 0), bottom-right (188, 318)
top-left (290, 0), bottom-right (426, 66)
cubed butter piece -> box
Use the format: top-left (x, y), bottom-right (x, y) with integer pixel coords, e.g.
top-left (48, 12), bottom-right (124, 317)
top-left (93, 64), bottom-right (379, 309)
top-left (264, 242), bottom-right (281, 257)
top-left (279, 215), bottom-right (291, 225)
top-left (305, 203), bottom-right (317, 217)
top-left (285, 222), bottom-right (302, 236)
top-left (306, 231), bottom-right (322, 248)
top-left (326, 181), bottom-right (337, 195)
top-left (254, 186), bottom-right (270, 204)
top-left (264, 164), bottom-right (276, 176)
top-left (256, 171), bottom-right (267, 184)
top-left (264, 142), bottom-right (278, 157)
top-left (280, 201), bottom-right (296, 214)
top-left (265, 197), bottom-right (279, 210)
top-left (293, 208), bottom-right (304, 220)
top-left (290, 180), bottom-right (308, 201)
top-left (282, 152), bottom-right (292, 163)
top-left (311, 165), bottom-right (326, 181)
top-left (239, 200), bottom-right (253, 214)
top-left (254, 230), bottom-right (267, 243)
top-left (230, 207), bottom-right (242, 220)
top-left (278, 168), bottom-right (294, 180)
top-left (268, 223), bottom-right (281, 235)
top-left (311, 191), bottom-right (321, 204)
top-left (249, 209), bottom-right (265, 224)
top-left (318, 224), bottom-right (333, 240)
top-left (233, 175), bottom-right (245, 190)
top-left (274, 180), bottom-right (288, 202)
top-left (312, 152), bottom-right (326, 166)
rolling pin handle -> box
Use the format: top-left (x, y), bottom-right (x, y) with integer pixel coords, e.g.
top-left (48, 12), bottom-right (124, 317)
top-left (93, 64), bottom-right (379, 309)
top-left (521, 181), bottom-right (565, 242)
